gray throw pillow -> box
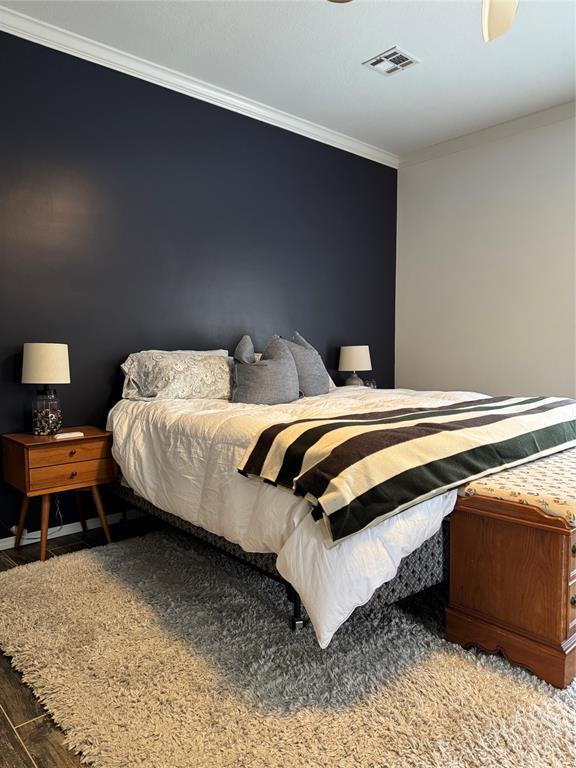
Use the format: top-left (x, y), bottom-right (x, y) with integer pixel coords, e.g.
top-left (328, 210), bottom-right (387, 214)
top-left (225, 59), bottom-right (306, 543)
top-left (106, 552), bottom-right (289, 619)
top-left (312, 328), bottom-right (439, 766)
top-left (232, 336), bottom-right (299, 405)
top-left (282, 332), bottom-right (331, 397)
top-left (234, 334), bottom-right (256, 364)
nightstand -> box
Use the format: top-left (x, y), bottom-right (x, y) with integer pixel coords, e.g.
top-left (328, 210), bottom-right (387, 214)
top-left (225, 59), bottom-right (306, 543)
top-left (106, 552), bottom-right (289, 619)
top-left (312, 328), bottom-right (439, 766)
top-left (1, 426), bottom-right (117, 561)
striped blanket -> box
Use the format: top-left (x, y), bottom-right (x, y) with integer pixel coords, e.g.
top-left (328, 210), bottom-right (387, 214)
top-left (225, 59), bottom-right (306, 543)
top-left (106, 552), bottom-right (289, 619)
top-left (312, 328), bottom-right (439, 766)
top-left (239, 395), bottom-right (576, 543)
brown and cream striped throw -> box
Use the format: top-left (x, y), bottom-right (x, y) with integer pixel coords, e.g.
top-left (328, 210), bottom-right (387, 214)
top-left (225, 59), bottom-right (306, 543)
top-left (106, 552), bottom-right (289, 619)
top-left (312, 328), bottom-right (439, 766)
top-left (239, 396), bottom-right (576, 543)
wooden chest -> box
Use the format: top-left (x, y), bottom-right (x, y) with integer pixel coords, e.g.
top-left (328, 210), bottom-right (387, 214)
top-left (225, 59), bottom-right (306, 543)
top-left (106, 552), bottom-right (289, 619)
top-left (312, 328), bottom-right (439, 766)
top-left (446, 494), bottom-right (576, 688)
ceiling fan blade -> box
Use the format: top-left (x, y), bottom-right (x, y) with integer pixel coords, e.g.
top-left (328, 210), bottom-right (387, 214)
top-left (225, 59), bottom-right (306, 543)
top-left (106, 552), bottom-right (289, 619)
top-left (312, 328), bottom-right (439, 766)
top-left (482, 0), bottom-right (519, 42)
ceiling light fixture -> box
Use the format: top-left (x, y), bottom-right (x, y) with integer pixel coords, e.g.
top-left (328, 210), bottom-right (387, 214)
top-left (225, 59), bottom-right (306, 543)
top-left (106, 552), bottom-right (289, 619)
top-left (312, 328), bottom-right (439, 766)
top-left (329, 0), bottom-right (520, 43)
top-left (482, 0), bottom-right (519, 41)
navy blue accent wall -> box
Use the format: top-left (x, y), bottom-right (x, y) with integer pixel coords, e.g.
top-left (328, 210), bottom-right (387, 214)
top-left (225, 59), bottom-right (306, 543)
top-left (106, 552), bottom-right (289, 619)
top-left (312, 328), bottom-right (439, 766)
top-left (0, 32), bottom-right (397, 534)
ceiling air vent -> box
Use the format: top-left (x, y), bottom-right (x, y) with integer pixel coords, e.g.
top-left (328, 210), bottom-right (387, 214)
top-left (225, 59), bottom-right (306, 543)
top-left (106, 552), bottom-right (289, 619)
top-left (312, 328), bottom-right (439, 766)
top-left (363, 47), bottom-right (420, 76)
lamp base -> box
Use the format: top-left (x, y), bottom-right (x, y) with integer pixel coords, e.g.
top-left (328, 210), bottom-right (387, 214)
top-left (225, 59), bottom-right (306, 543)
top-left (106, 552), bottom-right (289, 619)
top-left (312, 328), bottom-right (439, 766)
top-left (344, 372), bottom-right (364, 387)
top-left (32, 387), bottom-right (62, 436)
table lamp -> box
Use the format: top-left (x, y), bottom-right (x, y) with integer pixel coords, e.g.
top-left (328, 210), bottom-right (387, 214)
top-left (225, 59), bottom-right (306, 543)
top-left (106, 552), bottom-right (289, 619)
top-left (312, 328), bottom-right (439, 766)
top-left (22, 343), bottom-right (70, 435)
top-left (338, 345), bottom-right (372, 386)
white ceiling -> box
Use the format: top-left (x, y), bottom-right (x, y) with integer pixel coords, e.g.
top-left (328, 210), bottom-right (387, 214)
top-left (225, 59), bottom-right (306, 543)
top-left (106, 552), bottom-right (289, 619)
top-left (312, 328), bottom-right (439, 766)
top-left (2, 0), bottom-right (575, 159)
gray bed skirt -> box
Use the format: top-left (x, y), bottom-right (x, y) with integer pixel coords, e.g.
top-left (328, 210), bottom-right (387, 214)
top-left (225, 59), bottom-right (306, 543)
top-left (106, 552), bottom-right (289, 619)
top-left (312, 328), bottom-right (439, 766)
top-left (111, 483), bottom-right (449, 607)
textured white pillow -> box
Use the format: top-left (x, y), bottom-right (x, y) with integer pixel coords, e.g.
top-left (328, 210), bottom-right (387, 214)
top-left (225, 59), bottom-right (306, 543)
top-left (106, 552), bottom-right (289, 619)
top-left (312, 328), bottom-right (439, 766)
top-left (121, 350), bottom-right (231, 400)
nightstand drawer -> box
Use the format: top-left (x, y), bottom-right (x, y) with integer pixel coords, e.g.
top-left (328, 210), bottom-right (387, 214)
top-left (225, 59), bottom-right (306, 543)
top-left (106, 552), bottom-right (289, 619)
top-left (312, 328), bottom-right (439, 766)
top-left (28, 439), bottom-right (110, 468)
top-left (29, 459), bottom-right (115, 491)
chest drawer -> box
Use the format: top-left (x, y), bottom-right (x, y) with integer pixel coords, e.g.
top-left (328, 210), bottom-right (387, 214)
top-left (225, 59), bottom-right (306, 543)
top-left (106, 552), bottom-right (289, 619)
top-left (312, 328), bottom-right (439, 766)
top-left (29, 458), bottom-right (116, 491)
top-left (568, 581), bottom-right (576, 638)
top-left (28, 439), bottom-right (110, 468)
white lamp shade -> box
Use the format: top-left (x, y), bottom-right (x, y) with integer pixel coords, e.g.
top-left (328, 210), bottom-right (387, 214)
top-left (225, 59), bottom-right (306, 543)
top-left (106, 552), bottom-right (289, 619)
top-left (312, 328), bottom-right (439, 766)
top-left (22, 343), bottom-right (70, 384)
top-left (338, 345), bottom-right (372, 372)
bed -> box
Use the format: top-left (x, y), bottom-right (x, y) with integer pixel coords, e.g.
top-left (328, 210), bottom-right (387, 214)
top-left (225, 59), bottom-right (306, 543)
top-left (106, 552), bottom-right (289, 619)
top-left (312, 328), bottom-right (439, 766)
top-left (107, 384), bottom-right (576, 687)
top-left (107, 386), bottom-right (482, 647)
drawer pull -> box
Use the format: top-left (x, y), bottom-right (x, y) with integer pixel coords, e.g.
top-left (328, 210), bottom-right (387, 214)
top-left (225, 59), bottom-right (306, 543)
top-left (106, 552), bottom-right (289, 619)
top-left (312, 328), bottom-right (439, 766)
top-left (69, 449), bottom-right (77, 457)
top-left (572, 544), bottom-right (576, 556)
top-left (70, 470), bottom-right (78, 479)
top-left (571, 596), bottom-right (576, 607)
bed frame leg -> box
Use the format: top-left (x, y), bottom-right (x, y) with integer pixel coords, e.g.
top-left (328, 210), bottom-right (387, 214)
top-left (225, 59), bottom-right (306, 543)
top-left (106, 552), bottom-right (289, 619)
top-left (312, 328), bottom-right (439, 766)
top-left (286, 585), bottom-right (305, 631)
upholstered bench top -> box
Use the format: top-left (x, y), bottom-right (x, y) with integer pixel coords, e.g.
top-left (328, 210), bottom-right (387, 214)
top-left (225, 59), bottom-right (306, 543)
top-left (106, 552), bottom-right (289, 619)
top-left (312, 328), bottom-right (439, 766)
top-left (460, 446), bottom-right (576, 526)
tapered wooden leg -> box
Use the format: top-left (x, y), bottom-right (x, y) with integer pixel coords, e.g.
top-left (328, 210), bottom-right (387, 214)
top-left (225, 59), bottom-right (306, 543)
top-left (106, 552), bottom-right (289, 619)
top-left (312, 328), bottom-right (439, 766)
top-left (14, 496), bottom-right (30, 548)
top-left (91, 486), bottom-right (112, 544)
top-left (75, 492), bottom-right (88, 532)
top-left (40, 495), bottom-right (50, 562)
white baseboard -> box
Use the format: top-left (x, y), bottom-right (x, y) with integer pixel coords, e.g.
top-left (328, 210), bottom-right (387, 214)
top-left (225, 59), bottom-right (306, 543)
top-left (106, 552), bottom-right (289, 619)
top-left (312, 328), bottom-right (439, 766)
top-left (0, 509), bottom-right (142, 551)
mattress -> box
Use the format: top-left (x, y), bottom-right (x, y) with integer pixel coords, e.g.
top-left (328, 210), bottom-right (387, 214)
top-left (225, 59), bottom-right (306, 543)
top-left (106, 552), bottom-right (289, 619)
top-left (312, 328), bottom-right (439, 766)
top-left (107, 386), bottom-right (485, 647)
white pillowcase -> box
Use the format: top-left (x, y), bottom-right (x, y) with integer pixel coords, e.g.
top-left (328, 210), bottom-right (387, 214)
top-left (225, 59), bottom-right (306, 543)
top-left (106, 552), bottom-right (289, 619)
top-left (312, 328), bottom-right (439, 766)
top-left (121, 349), bottom-right (231, 400)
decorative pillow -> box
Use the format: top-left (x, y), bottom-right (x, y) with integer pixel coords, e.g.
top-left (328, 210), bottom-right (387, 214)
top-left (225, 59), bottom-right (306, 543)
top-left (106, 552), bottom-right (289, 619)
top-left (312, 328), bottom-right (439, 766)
top-left (231, 336), bottom-right (299, 405)
top-left (121, 350), bottom-right (231, 400)
top-left (281, 332), bottom-right (331, 397)
top-left (234, 335), bottom-right (256, 364)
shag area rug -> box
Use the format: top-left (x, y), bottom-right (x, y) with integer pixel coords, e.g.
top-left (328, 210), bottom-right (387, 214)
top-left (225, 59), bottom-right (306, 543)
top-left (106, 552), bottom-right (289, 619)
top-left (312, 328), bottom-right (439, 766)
top-left (0, 530), bottom-right (574, 768)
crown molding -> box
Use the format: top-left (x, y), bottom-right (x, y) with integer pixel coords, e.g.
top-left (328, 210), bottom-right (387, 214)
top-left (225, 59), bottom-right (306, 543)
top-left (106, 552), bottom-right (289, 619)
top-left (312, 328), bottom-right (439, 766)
top-left (399, 101), bottom-right (575, 168)
top-left (0, 6), bottom-right (399, 169)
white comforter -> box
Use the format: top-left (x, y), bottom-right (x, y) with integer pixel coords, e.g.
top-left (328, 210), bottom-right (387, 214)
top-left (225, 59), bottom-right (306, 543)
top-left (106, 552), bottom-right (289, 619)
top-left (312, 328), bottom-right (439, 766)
top-left (107, 387), bottom-right (484, 647)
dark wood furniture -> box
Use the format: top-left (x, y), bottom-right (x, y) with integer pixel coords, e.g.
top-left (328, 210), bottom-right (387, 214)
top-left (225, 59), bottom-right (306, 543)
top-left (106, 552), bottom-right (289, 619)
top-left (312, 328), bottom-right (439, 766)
top-left (1, 427), bottom-right (117, 562)
top-left (447, 494), bottom-right (576, 689)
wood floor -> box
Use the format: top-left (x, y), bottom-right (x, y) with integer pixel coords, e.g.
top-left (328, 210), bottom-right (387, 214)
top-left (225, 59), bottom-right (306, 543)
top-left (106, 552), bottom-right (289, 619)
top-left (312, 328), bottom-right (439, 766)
top-left (0, 515), bottom-right (167, 768)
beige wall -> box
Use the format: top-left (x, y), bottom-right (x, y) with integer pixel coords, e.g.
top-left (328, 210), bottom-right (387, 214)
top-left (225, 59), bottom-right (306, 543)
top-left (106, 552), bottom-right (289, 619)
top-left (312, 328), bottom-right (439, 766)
top-left (396, 107), bottom-right (576, 397)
